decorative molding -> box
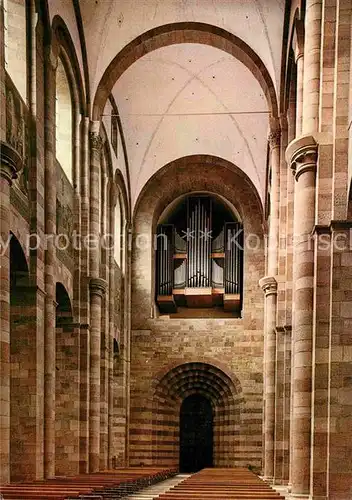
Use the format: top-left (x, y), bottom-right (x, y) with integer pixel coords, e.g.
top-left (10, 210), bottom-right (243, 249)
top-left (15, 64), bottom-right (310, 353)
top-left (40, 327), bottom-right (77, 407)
top-left (330, 220), bottom-right (352, 232)
top-left (259, 276), bottom-right (278, 296)
top-left (89, 277), bottom-right (107, 297)
top-left (312, 224), bottom-right (330, 236)
top-left (0, 141), bottom-right (23, 184)
top-left (285, 135), bottom-right (318, 181)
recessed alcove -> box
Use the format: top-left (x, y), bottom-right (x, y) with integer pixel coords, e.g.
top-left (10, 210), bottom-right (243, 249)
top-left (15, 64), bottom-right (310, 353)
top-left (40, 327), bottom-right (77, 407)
top-left (155, 193), bottom-right (243, 317)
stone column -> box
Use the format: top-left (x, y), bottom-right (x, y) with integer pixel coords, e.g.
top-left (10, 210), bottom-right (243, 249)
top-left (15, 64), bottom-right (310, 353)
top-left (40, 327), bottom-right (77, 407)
top-left (293, 20), bottom-right (304, 137)
top-left (89, 278), bottom-right (106, 472)
top-left (0, 142), bottom-right (22, 483)
top-left (259, 276), bottom-right (278, 482)
top-left (260, 123), bottom-right (281, 481)
top-left (88, 122), bottom-right (106, 472)
top-left (43, 46), bottom-right (57, 479)
top-left (79, 116), bottom-right (90, 473)
top-left (267, 124), bottom-right (281, 275)
top-left (108, 185), bottom-right (117, 467)
top-left (0, 0), bottom-right (6, 140)
top-left (273, 326), bottom-right (285, 484)
top-left (286, 136), bottom-right (318, 498)
top-left (302, 0), bottom-right (322, 135)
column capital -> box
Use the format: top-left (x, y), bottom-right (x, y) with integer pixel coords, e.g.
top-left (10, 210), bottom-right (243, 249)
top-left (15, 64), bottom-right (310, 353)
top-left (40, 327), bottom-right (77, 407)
top-left (285, 135), bottom-right (318, 180)
top-left (89, 131), bottom-right (103, 152)
top-left (89, 277), bottom-right (107, 297)
top-left (268, 128), bottom-right (281, 150)
top-left (259, 276), bottom-right (277, 296)
top-left (0, 141), bottom-right (23, 184)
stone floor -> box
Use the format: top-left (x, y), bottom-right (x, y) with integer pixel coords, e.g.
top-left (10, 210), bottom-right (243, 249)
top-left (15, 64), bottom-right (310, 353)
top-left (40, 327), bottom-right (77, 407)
top-left (122, 474), bottom-right (191, 499)
top-left (272, 485), bottom-right (290, 499)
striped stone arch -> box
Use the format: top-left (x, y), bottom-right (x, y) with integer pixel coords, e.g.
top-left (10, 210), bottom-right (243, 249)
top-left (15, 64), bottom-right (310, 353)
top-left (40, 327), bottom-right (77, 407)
top-left (151, 362), bottom-right (243, 468)
top-left (92, 22), bottom-right (278, 120)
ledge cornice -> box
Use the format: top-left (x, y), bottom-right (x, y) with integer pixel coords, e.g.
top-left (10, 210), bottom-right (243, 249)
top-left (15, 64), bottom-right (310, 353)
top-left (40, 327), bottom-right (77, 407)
top-left (0, 141), bottom-right (23, 184)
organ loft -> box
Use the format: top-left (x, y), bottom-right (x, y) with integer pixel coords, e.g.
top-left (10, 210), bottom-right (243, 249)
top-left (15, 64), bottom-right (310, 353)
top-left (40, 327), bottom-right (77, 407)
top-left (0, 1), bottom-right (352, 499)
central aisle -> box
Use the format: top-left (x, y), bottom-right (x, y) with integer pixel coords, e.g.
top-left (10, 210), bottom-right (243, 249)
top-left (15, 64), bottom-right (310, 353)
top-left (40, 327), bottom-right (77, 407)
top-left (123, 474), bottom-right (191, 499)
top-left (124, 469), bottom-right (284, 499)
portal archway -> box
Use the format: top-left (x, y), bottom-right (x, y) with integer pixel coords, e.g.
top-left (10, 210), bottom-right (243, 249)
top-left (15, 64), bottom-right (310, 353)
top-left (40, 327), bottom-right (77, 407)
top-left (180, 394), bottom-right (213, 472)
top-left (151, 361), bottom-right (242, 468)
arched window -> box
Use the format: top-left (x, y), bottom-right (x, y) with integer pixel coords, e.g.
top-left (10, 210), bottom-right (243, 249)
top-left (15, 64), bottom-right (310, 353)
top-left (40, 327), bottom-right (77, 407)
top-left (55, 57), bottom-right (73, 183)
top-left (4, 0), bottom-right (27, 101)
top-left (114, 195), bottom-right (122, 267)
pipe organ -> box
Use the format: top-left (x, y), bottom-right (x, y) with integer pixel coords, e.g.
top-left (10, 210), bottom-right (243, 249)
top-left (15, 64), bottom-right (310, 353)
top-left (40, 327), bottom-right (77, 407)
top-left (156, 195), bottom-right (243, 314)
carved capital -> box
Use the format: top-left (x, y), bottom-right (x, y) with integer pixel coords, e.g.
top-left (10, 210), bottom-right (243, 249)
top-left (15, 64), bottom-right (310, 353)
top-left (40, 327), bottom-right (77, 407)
top-left (0, 141), bottom-right (23, 185)
top-left (89, 277), bottom-right (107, 297)
top-left (259, 276), bottom-right (277, 296)
top-left (268, 128), bottom-right (281, 150)
top-left (89, 131), bottom-right (103, 152)
top-left (285, 135), bottom-right (318, 181)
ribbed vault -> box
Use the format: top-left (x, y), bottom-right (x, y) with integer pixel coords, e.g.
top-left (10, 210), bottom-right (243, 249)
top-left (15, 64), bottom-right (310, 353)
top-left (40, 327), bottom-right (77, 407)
top-left (151, 362), bottom-right (242, 467)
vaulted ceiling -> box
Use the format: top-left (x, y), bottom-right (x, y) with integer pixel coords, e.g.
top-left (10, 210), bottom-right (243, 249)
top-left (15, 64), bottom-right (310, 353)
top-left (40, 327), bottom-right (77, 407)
top-left (50, 0), bottom-right (286, 208)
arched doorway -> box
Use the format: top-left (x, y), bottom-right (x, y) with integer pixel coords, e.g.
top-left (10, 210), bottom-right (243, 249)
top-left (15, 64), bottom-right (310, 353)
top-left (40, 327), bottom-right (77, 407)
top-left (179, 394), bottom-right (213, 472)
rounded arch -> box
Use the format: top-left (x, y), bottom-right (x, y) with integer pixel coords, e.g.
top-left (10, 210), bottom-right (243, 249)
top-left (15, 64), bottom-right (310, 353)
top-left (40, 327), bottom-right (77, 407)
top-left (115, 169), bottom-right (130, 224)
top-left (158, 191), bottom-right (243, 226)
top-left (134, 154), bottom-right (263, 231)
top-left (152, 358), bottom-right (242, 396)
top-left (10, 232), bottom-right (29, 280)
top-left (55, 282), bottom-right (73, 321)
top-left (151, 361), bottom-right (242, 468)
top-left (51, 16), bottom-right (86, 186)
top-left (92, 22), bottom-right (278, 120)
top-left (51, 15), bottom-right (86, 115)
top-left (131, 154), bottom-right (265, 327)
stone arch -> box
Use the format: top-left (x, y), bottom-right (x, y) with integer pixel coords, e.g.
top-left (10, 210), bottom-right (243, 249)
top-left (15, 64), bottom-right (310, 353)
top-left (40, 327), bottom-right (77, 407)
top-left (151, 362), bottom-right (242, 468)
top-left (131, 154), bottom-right (264, 328)
top-left (51, 15), bottom-right (86, 186)
top-left (92, 22), bottom-right (278, 120)
top-left (51, 16), bottom-right (86, 114)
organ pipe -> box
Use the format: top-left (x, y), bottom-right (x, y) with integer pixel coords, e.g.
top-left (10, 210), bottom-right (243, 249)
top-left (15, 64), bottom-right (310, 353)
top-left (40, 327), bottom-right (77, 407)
top-left (156, 197), bottom-right (244, 307)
